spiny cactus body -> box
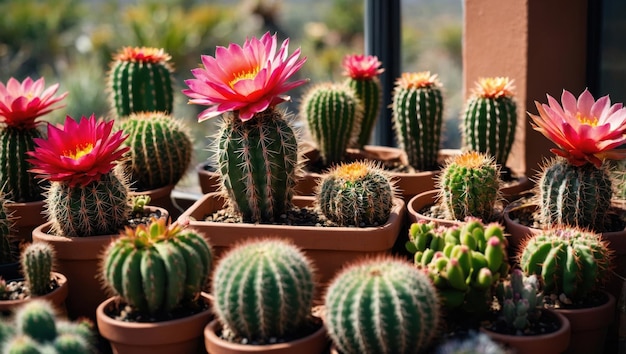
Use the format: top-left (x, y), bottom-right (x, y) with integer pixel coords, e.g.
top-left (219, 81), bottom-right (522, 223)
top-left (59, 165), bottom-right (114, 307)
top-left (301, 82), bottom-right (363, 166)
top-left (101, 218), bottom-right (213, 315)
top-left (217, 108), bottom-right (299, 222)
top-left (325, 257), bottom-right (440, 354)
top-left (21, 243), bottom-right (54, 297)
top-left (1, 128), bottom-right (45, 203)
top-left (538, 158), bottom-right (612, 231)
top-left (519, 227), bottom-right (612, 300)
top-left (0, 195), bottom-right (15, 264)
top-left (462, 77), bottom-right (517, 166)
top-left (438, 151), bottom-right (501, 221)
top-left (119, 112), bottom-right (193, 191)
top-left (212, 239), bottom-right (315, 342)
top-left (392, 72), bottom-right (443, 171)
top-left (108, 47), bottom-right (174, 117)
top-left (317, 161), bottom-right (395, 226)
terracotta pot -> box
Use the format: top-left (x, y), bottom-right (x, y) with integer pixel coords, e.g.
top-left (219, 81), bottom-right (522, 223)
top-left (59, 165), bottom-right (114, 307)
top-left (204, 317), bottom-right (328, 354)
top-left (0, 272), bottom-right (69, 316)
top-left (480, 308), bottom-right (571, 354)
top-left (5, 200), bottom-right (46, 243)
top-left (97, 293), bottom-right (213, 354)
top-left (130, 184), bottom-right (181, 219)
top-left (196, 162), bottom-right (221, 195)
top-left (406, 190), bottom-right (462, 228)
top-left (178, 192), bottom-right (405, 294)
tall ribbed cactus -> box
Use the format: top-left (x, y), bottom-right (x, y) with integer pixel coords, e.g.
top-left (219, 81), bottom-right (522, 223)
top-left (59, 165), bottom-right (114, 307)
top-left (21, 243), bottom-right (54, 297)
top-left (324, 257), bottom-right (440, 354)
top-left (0, 128), bottom-right (45, 203)
top-left (217, 108), bottom-right (299, 222)
top-left (101, 217), bottom-right (213, 315)
top-left (108, 47), bottom-right (174, 117)
top-left (212, 239), bottom-right (315, 342)
top-left (519, 227), bottom-right (612, 300)
top-left (462, 77), bottom-right (517, 166)
top-left (392, 72), bottom-right (443, 171)
top-left (438, 151), bottom-right (501, 221)
top-left (538, 158), bottom-right (612, 230)
top-left (301, 82), bottom-right (364, 166)
top-left (342, 54), bottom-right (384, 148)
top-left (119, 112), bottom-right (193, 191)
top-left (317, 161), bottom-right (395, 226)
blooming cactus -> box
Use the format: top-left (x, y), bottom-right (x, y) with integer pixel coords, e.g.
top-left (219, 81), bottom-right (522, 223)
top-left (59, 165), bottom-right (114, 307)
top-left (0, 77), bottom-right (67, 128)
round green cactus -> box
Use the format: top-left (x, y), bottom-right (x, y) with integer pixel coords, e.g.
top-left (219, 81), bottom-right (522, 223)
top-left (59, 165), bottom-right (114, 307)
top-left (21, 243), bottom-right (54, 297)
top-left (118, 112), bottom-right (193, 191)
top-left (324, 257), bottom-right (440, 354)
top-left (211, 238), bottom-right (315, 342)
top-left (316, 160), bottom-right (395, 226)
top-left (14, 301), bottom-right (58, 344)
top-left (392, 72), bottom-right (444, 171)
top-left (301, 82), bottom-right (364, 166)
top-left (462, 77), bottom-right (517, 166)
top-left (519, 227), bottom-right (612, 301)
top-left (217, 108), bottom-right (299, 223)
top-left (438, 151), bottom-right (501, 221)
top-left (100, 217), bottom-right (213, 315)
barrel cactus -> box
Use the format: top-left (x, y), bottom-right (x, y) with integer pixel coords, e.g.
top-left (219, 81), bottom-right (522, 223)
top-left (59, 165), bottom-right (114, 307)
top-left (462, 77), bottom-right (517, 167)
top-left (301, 82), bottom-right (364, 166)
top-left (27, 115), bottom-right (132, 237)
top-left (212, 238), bottom-right (315, 342)
top-left (342, 54), bottom-right (384, 148)
top-left (438, 151), bottom-right (501, 221)
top-left (519, 227), bottom-right (612, 301)
top-left (392, 71), bottom-right (444, 171)
top-left (324, 256), bottom-right (440, 354)
top-left (118, 111), bottom-right (193, 191)
top-left (316, 160), bottom-right (395, 226)
top-left (108, 46), bottom-right (174, 118)
top-left (0, 77), bottom-right (67, 203)
top-left (101, 217), bottom-right (213, 315)
top-left (21, 242), bottom-right (55, 297)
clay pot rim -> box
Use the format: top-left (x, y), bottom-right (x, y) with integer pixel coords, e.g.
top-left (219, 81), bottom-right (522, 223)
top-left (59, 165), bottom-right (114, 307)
top-left (0, 271), bottom-right (69, 309)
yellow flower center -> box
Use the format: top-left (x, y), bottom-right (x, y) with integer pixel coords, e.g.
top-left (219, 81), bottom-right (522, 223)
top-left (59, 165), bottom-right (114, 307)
top-left (229, 67), bottom-right (260, 88)
top-left (336, 162), bottom-right (369, 181)
top-left (576, 112), bottom-right (599, 126)
top-left (397, 71), bottom-right (440, 89)
top-left (64, 143), bottom-right (94, 160)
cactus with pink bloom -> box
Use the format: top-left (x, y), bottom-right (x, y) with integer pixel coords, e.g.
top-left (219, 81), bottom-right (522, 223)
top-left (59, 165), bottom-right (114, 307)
top-left (183, 32), bottom-right (308, 222)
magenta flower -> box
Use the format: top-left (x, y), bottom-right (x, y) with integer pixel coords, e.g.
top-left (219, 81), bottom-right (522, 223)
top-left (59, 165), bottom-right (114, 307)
top-left (0, 77), bottom-right (68, 128)
top-left (342, 54), bottom-right (384, 80)
top-left (183, 32), bottom-right (308, 122)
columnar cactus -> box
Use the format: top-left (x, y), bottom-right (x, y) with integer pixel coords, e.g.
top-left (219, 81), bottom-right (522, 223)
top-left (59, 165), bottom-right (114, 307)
top-left (438, 151), bottom-right (501, 221)
top-left (211, 239), bottom-right (315, 342)
top-left (519, 227), bottom-right (612, 301)
top-left (495, 269), bottom-right (542, 331)
top-left (462, 77), bottom-right (517, 166)
top-left (316, 161), bottom-right (395, 226)
top-left (392, 71), bottom-right (444, 171)
top-left (21, 243), bottom-right (54, 297)
top-left (538, 158), bottom-right (612, 230)
top-left (342, 54), bottom-right (384, 148)
top-left (324, 257), bottom-right (440, 354)
top-left (108, 46), bottom-right (174, 118)
top-left (406, 219), bottom-right (509, 314)
top-left (100, 217), bottom-right (213, 315)
top-left (118, 112), bottom-right (193, 191)
top-left (301, 82), bottom-right (364, 166)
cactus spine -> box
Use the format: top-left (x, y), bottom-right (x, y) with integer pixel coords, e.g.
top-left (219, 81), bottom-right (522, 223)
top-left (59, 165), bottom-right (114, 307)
top-left (301, 82), bottom-right (364, 166)
top-left (21, 243), bottom-right (54, 297)
top-left (438, 151), bottom-right (501, 221)
top-left (462, 77), bottom-right (517, 166)
top-left (101, 217), bottom-right (212, 315)
top-left (217, 108), bottom-right (299, 222)
top-left (324, 257), bottom-right (440, 354)
top-left (211, 239), bottom-right (315, 342)
top-left (317, 161), bottom-right (395, 226)
top-left (519, 227), bottom-right (612, 301)
top-left (392, 72), bottom-right (443, 171)
top-left (108, 47), bottom-right (174, 117)
top-left (119, 112), bottom-right (193, 191)
top-left (538, 158), bottom-right (612, 230)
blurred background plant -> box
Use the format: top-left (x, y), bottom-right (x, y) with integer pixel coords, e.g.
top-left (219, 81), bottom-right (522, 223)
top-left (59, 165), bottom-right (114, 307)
top-left (0, 0), bottom-right (462, 192)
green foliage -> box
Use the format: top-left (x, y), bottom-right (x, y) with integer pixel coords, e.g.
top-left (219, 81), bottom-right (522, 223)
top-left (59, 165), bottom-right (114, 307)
top-left (21, 243), bottom-right (55, 297)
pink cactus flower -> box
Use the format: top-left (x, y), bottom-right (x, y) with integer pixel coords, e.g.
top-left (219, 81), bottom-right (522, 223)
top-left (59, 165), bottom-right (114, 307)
top-left (342, 54), bottom-right (384, 80)
top-left (0, 77), bottom-right (67, 128)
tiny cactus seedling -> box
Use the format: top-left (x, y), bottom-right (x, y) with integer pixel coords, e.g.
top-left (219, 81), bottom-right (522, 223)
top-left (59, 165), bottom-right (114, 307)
top-left (316, 161), bottom-right (395, 226)
top-left (519, 227), bottom-right (612, 301)
top-left (324, 257), bottom-right (440, 354)
top-left (392, 71), bottom-right (444, 171)
top-left (462, 77), bottom-right (517, 167)
top-left (438, 151), bottom-right (501, 221)
top-left (211, 238), bottom-right (315, 342)
top-left (108, 47), bottom-right (174, 117)
top-left (100, 217), bottom-right (213, 315)
top-left (301, 82), bottom-right (364, 166)
top-left (495, 268), bottom-right (543, 331)
top-left (21, 242), bottom-right (55, 297)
